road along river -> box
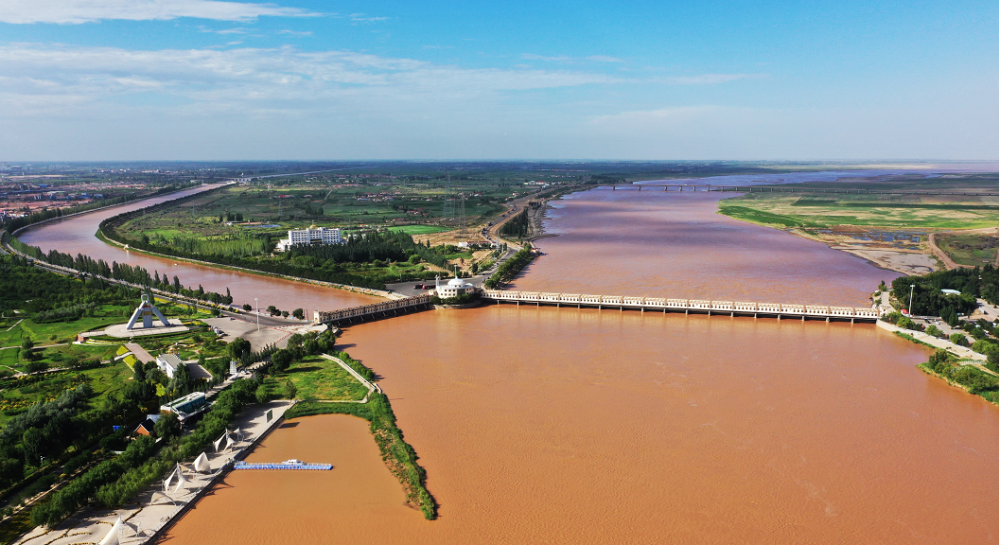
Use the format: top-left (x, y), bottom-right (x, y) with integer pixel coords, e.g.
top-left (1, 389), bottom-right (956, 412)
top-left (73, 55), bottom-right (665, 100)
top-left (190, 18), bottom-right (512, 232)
top-left (23, 186), bottom-right (997, 544)
top-left (17, 184), bottom-right (379, 314)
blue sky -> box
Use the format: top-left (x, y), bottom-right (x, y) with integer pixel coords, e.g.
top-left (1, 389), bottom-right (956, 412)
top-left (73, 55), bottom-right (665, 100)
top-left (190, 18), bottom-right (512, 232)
top-left (0, 0), bottom-right (996, 160)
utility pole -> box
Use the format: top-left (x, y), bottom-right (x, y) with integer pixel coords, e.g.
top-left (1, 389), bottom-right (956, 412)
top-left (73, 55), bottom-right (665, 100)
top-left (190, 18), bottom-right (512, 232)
top-left (255, 297), bottom-right (260, 332)
top-left (908, 284), bottom-right (915, 316)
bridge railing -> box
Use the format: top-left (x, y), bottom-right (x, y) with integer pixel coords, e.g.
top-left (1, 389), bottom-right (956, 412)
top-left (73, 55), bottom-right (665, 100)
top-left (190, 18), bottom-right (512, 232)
top-left (314, 294), bottom-right (432, 324)
top-left (480, 290), bottom-right (877, 319)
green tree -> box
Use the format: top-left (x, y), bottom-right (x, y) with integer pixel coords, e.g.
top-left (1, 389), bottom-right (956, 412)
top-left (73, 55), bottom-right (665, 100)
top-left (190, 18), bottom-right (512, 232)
top-left (22, 428), bottom-right (46, 464)
top-left (20, 337), bottom-right (33, 351)
top-left (949, 333), bottom-right (970, 347)
top-left (282, 379), bottom-right (297, 400)
top-left (227, 338), bottom-right (251, 362)
top-left (271, 349), bottom-right (293, 372)
top-left (292, 308), bottom-right (304, 320)
top-left (242, 303), bottom-right (252, 311)
top-left (154, 413), bottom-right (181, 440)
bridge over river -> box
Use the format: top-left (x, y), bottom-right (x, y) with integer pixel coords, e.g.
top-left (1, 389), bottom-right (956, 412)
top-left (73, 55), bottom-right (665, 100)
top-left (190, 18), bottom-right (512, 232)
top-left (314, 290), bottom-right (880, 326)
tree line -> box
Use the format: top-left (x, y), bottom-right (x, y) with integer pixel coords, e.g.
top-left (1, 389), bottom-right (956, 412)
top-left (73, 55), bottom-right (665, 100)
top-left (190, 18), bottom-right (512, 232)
top-left (891, 264), bottom-right (999, 321)
top-left (499, 209), bottom-right (529, 239)
top-left (484, 244), bottom-right (534, 288)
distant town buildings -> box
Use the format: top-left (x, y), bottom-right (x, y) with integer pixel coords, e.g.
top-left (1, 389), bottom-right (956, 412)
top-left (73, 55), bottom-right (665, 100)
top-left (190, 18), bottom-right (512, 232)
top-left (276, 226), bottom-right (344, 252)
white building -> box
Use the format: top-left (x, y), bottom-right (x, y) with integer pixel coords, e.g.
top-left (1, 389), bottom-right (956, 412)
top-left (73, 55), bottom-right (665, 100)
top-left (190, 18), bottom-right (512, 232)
top-left (156, 354), bottom-right (182, 378)
top-left (435, 274), bottom-right (475, 299)
top-left (276, 226), bottom-right (344, 252)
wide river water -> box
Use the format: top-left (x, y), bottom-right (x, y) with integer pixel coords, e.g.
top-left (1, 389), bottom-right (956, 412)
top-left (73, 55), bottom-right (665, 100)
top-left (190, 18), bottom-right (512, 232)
top-left (22, 186), bottom-right (997, 544)
top-left (18, 184), bottom-right (379, 314)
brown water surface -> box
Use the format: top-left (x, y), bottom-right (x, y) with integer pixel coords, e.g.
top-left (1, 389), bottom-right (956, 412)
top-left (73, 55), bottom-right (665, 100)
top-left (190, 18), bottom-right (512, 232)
top-left (159, 190), bottom-right (997, 544)
top-left (17, 185), bottom-right (377, 312)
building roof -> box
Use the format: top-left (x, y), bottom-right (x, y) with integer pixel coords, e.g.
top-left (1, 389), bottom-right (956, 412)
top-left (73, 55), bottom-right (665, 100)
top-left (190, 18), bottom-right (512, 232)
top-left (156, 353), bottom-right (182, 370)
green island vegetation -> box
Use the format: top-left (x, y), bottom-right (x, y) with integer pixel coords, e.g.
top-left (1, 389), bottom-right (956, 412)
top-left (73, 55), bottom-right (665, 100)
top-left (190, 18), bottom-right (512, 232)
top-left (252, 335), bottom-right (436, 520)
top-left (100, 210), bottom-right (471, 290)
top-left (918, 349), bottom-right (998, 404)
top-left (717, 174), bottom-right (999, 231)
top-left (283, 353), bottom-right (437, 519)
top-left (934, 232), bottom-right (999, 267)
top-left (484, 244), bottom-right (535, 288)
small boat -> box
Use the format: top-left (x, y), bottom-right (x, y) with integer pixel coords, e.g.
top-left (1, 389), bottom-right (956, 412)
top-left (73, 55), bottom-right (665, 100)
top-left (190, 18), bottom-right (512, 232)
top-left (281, 459), bottom-right (305, 465)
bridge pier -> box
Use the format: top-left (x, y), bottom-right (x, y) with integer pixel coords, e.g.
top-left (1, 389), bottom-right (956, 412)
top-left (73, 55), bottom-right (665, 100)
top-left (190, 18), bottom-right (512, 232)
top-left (826, 317), bottom-right (830, 323)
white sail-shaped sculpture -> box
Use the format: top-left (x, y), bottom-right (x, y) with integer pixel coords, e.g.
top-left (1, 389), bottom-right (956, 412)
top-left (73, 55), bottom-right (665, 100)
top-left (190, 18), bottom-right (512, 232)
top-left (174, 466), bottom-right (190, 493)
top-left (98, 516), bottom-right (122, 545)
top-left (163, 470), bottom-right (175, 494)
top-left (224, 431), bottom-right (236, 451)
top-left (193, 452), bottom-right (211, 473)
top-left (213, 432), bottom-right (227, 452)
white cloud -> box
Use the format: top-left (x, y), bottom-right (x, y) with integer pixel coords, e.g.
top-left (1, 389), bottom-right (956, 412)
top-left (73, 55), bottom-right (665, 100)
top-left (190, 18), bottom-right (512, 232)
top-left (586, 55), bottom-right (625, 63)
top-left (655, 73), bottom-right (767, 85)
top-left (523, 53), bottom-right (626, 64)
top-left (349, 13), bottom-right (389, 22)
top-left (279, 29), bottom-right (312, 36)
top-left (0, 44), bottom-right (620, 117)
top-left (522, 53), bottom-right (573, 62)
top-left (0, 0), bottom-right (319, 24)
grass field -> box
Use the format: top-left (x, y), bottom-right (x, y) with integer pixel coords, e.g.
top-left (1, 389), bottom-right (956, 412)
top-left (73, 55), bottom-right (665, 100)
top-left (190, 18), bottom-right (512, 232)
top-left (267, 355), bottom-right (368, 401)
top-left (388, 225), bottom-right (451, 235)
top-left (719, 193), bottom-right (998, 230)
top-left (935, 232), bottom-right (999, 267)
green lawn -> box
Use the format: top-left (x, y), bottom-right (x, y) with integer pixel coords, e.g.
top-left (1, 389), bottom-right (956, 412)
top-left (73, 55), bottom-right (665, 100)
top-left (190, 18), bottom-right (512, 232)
top-left (719, 193), bottom-right (999, 230)
top-left (935, 232), bottom-right (998, 267)
top-left (0, 360), bottom-right (133, 428)
top-left (388, 225), bottom-right (452, 235)
top-left (268, 355), bottom-right (368, 401)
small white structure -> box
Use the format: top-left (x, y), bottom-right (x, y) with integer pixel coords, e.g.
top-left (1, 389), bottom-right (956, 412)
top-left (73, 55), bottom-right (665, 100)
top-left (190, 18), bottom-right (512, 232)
top-left (276, 226), bottom-right (343, 252)
top-left (126, 294), bottom-right (170, 330)
top-left (98, 516), bottom-right (123, 545)
top-left (193, 452), bottom-right (211, 473)
top-left (155, 354), bottom-right (183, 378)
top-left (435, 273), bottom-right (475, 299)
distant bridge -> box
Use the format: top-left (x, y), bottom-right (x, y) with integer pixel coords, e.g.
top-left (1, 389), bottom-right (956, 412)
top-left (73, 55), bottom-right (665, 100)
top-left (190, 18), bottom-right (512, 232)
top-left (313, 295), bottom-right (433, 326)
top-left (480, 290), bottom-right (879, 323)
top-left (600, 184), bottom-right (999, 196)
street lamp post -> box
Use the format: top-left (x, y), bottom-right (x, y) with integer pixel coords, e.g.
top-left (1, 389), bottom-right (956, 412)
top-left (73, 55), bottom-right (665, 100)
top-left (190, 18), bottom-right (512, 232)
top-left (254, 297), bottom-right (260, 332)
top-left (908, 284), bottom-right (915, 316)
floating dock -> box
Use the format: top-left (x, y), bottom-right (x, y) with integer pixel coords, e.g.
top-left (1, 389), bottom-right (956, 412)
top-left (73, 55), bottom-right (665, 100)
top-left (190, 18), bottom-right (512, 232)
top-left (234, 461), bottom-right (332, 470)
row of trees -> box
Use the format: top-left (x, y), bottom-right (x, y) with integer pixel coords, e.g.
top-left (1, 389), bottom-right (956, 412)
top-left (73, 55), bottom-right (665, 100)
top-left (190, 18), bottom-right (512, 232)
top-left (499, 209), bottom-right (529, 239)
top-left (484, 245), bottom-right (534, 288)
top-left (12, 242), bottom-right (234, 307)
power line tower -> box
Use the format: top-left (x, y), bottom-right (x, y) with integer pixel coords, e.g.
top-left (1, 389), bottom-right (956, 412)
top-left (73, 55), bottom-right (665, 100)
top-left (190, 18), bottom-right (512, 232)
top-left (442, 175), bottom-right (454, 222)
top-left (458, 193), bottom-right (466, 227)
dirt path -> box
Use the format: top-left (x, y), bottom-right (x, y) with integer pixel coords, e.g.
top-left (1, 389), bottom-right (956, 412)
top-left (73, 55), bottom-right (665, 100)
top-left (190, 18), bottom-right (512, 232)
top-left (928, 227), bottom-right (999, 270)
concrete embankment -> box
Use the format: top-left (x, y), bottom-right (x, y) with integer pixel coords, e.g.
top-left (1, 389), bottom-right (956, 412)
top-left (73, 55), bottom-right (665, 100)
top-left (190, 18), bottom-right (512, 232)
top-left (876, 320), bottom-right (988, 363)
